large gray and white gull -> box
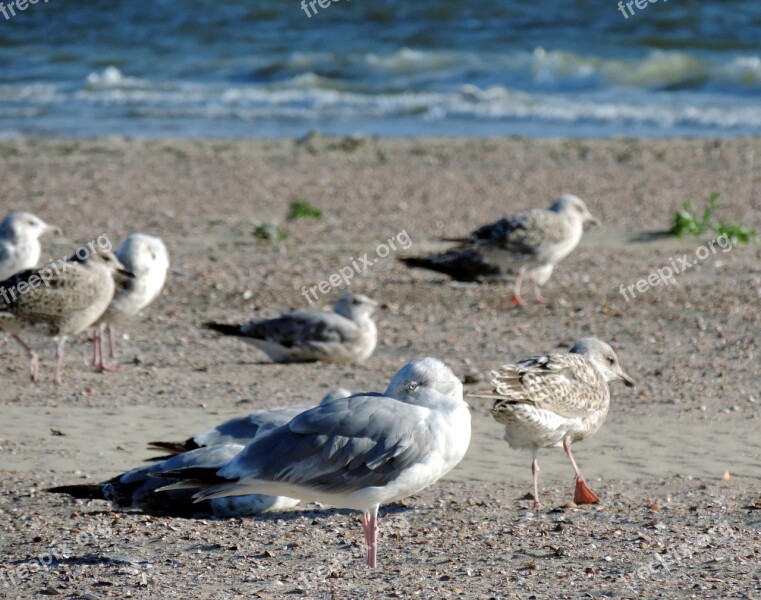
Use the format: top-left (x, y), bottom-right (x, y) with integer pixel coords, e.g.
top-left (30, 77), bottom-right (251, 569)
top-left (47, 389), bottom-right (355, 517)
top-left (0, 211), bottom-right (61, 280)
top-left (400, 194), bottom-right (599, 306)
top-left (156, 358), bottom-right (471, 568)
top-left (204, 293), bottom-right (378, 364)
top-left (91, 233), bottom-right (170, 371)
top-left (478, 338), bottom-right (633, 508)
top-left (0, 249), bottom-right (129, 384)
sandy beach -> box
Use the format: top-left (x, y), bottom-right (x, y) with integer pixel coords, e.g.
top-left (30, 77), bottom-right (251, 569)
top-left (0, 136), bottom-right (759, 599)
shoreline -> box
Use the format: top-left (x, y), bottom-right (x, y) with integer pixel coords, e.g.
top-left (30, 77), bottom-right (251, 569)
top-left (0, 135), bottom-right (759, 598)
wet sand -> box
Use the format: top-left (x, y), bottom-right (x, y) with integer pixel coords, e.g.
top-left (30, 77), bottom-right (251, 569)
top-left (0, 136), bottom-right (760, 599)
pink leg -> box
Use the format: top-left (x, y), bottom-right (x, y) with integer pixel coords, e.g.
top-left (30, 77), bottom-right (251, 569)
top-left (510, 268), bottom-right (527, 307)
top-left (531, 455), bottom-right (542, 509)
top-left (362, 506), bottom-right (379, 568)
top-left (92, 324), bottom-right (119, 372)
top-left (54, 337), bottom-right (67, 386)
top-left (12, 334), bottom-right (39, 383)
top-left (563, 436), bottom-right (600, 505)
top-left (530, 275), bottom-right (547, 304)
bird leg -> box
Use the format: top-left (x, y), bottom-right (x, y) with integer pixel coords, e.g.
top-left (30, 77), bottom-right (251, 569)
top-left (510, 268), bottom-right (527, 307)
top-left (362, 505), bottom-right (379, 568)
top-left (529, 275), bottom-right (547, 304)
top-left (54, 336), bottom-right (67, 386)
top-left (92, 324), bottom-right (120, 372)
top-left (531, 456), bottom-right (542, 509)
top-left (12, 334), bottom-right (39, 383)
top-left (563, 436), bottom-right (599, 505)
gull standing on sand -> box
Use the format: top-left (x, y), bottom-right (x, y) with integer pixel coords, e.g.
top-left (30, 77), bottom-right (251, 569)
top-left (0, 249), bottom-right (130, 385)
top-left (401, 194), bottom-right (599, 306)
top-left (47, 389), bottom-right (355, 516)
top-left (156, 358), bottom-right (471, 568)
top-left (0, 212), bottom-right (61, 280)
top-left (204, 293), bottom-right (378, 364)
top-left (91, 233), bottom-right (170, 371)
top-left (482, 338), bottom-right (633, 508)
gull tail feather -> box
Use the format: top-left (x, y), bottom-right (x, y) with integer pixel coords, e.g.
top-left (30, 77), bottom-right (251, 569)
top-left (203, 322), bottom-right (244, 337)
top-left (46, 484), bottom-right (105, 500)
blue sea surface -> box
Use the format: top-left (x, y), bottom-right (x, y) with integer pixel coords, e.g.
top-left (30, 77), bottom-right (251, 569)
top-left (1, 0), bottom-right (760, 138)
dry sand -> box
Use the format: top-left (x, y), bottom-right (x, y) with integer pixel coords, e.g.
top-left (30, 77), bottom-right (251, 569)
top-left (0, 136), bottom-right (759, 599)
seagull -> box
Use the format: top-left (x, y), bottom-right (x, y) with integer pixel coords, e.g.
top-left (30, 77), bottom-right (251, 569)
top-left (47, 389), bottom-right (355, 516)
top-left (400, 194), bottom-right (599, 306)
top-left (91, 233), bottom-right (170, 371)
top-left (0, 212), bottom-right (61, 281)
top-left (0, 249), bottom-right (130, 385)
top-left (47, 443), bottom-right (302, 517)
top-left (482, 338), bottom-right (633, 508)
top-left (204, 293), bottom-right (378, 364)
top-left (155, 358), bottom-right (471, 568)
top-left (146, 388), bottom-right (354, 458)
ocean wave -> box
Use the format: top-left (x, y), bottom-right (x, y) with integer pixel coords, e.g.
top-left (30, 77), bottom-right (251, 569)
top-left (3, 58), bottom-right (761, 137)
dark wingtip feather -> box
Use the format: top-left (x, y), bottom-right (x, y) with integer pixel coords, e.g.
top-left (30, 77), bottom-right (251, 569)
top-left (203, 322), bottom-right (244, 336)
top-left (46, 484), bottom-right (106, 500)
top-left (399, 251), bottom-right (501, 282)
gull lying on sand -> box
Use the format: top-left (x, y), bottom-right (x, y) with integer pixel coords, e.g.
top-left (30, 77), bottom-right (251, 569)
top-left (0, 250), bottom-right (129, 385)
top-left (479, 338), bottom-right (633, 508)
top-left (204, 293), bottom-right (378, 364)
top-left (156, 358), bottom-right (471, 568)
top-left (147, 388), bottom-right (354, 458)
top-left (0, 212), bottom-right (61, 280)
top-left (400, 194), bottom-right (599, 306)
top-left (47, 444), bottom-right (301, 517)
top-left (92, 233), bottom-right (170, 371)
top-left (47, 389), bottom-right (355, 517)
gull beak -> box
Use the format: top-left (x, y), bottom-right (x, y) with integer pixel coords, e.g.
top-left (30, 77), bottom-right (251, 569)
top-left (619, 370), bottom-right (635, 388)
top-left (118, 268), bottom-right (136, 279)
top-left (44, 223), bottom-right (63, 236)
top-left (587, 214), bottom-right (601, 228)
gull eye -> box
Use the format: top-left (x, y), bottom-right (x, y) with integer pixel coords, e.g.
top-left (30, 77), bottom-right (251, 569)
top-left (405, 381), bottom-right (419, 392)
top-left (608, 357), bottom-right (615, 365)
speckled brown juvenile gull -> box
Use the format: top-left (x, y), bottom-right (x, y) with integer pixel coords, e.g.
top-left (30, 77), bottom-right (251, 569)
top-left (92, 233), bottom-right (170, 372)
top-left (401, 194), bottom-right (599, 306)
top-left (0, 250), bottom-right (129, 385)
top-left (480, 338), bottom-right (634, 508)
top-left (204, 293), bottom-right (378, 364)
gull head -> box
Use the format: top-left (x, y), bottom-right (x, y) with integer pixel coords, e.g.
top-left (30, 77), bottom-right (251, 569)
top-left (385, 357), bottom-right (464, 407)
top-left (549, 194), bottom-right (600, 227)
top-left (334, 293), bottom-right (377, 320)
top-left (0, 212), bottom-right (62, 241)
top-left (115, 233), bottom-right (170, 277)
top-left (570, 337), bottom-right (634, 387)
top-left (86, 250), bottom-right (133, 279)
